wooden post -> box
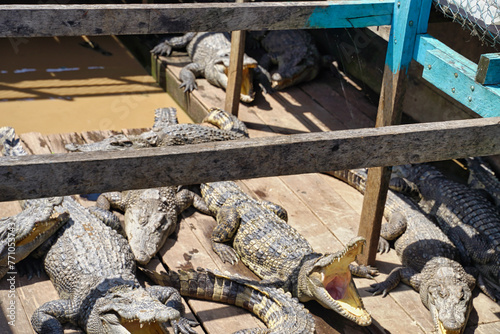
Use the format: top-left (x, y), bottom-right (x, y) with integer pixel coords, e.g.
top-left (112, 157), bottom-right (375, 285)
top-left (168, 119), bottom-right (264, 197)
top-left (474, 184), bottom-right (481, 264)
top-left (224, 0), bottom-right (247, 116)
top-left (357, 0), bottom-right (433, 265)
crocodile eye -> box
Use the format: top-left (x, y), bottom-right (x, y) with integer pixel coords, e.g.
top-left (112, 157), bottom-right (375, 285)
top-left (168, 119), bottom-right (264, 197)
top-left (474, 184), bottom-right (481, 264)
top-left (438, 285), bottom-right (448, 298)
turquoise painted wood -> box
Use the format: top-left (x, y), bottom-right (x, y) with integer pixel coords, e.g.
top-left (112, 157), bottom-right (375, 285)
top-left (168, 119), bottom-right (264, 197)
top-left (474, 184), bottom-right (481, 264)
top-left (306, 0), bottom-right (393, 28)
top-left (415, 35), bottom-right (500, 118)
top-left (476, 53), bottom-right (500, 85)
top-left (385, 0), bottom-right (433, 74)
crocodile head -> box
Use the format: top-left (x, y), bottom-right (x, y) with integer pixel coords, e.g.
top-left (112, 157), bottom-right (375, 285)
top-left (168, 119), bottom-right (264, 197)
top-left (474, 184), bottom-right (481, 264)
top-left (206, 49), bottom-right (257, 103)
top-left (0, 198), bottom-right (69, 271)
top-left (298, 236), bottom-right (371, 326)
top-left (124, 198), bottom-right (177, 265)
top-left (90, 282), bottom-right (179, 333)
top-left (269, 61), bottom-right (319, 91)
top-left (420, 263), bottom-right (474, 334)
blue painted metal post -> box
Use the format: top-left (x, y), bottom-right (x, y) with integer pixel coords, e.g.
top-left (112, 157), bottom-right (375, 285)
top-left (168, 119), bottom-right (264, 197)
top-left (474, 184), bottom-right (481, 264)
top-left (357, 0), bottom-right (433, 265)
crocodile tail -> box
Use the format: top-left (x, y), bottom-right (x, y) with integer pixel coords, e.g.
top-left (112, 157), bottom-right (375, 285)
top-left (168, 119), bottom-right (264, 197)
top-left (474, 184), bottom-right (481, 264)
top-left (466, 157), bottom-right (500, 207)
top-left (0, 126), bottom-right (27, 157)
top-left (153, 107), bottom-right (179, 130)
top-left (141, 267), bottom-right (315, 334)
top-left (328, 169), bottom-right (367, 194)
top-left (203, 108), bottom-right (249, 138)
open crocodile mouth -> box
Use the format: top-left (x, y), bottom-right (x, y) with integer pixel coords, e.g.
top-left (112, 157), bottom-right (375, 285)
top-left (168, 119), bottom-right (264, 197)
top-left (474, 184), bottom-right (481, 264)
top-left (120, 318), bottom-right (165, 334)
top-left (101, 312), bottom-right (167, 334)
top-left (224, 64), bottom-right (256, 103)
top-left (16, 212), bottom-right (69, 247)
top-left (310, 237), bottom-right (371, 326)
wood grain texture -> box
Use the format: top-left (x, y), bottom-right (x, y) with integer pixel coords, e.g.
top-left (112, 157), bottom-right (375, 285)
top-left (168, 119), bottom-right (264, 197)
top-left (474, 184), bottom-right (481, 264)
top-left (1, 116), bottom-right (499, 201)
top-left (0, 2), bottom-right (394, 37)
top-left (358, 0), bottom-right (432, 266)
top-left (224, 0), bottom-right (246, 116)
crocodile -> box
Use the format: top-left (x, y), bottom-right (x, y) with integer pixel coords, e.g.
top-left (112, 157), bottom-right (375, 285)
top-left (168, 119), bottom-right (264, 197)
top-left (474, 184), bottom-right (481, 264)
top-left (200, 180), bottom-right (375, 326)
top-left (331, 169), bottom-right (476, 334)
top-left (95, 186), bottom-right (211, 265)
top-left (0, 198), bottom-right (69, 279)
top-left (249, 30), bottom-right (321, 90)
top-left (391, 163), bottom-right (500, 301)
top-left (30, 196), bottom-right (198, 334)
top-left (0, 127), bottom-right (70, 279)
top-left (66, 107), bottom-right (247, 152)
top-left (152, 32), bottom-right (260, 103)
top-left (82, 107), bottom-right (248, 265)
top-left (141, 265), bottom-right (316, 334)
top-left (466, 157), bottom-right (500, 208)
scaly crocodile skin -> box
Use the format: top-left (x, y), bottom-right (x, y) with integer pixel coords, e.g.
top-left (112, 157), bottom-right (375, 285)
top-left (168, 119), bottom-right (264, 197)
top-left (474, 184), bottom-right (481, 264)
top-left (392, 163), bottom-right (500, 302)
top-left (331, 169), bottom-right (475, 334)
top-left (201, 180), bottom-right (374, 326)
top-left (142, 266), bottom-right (316, 334)
top-left (31, 197), bottom-right (196, 334)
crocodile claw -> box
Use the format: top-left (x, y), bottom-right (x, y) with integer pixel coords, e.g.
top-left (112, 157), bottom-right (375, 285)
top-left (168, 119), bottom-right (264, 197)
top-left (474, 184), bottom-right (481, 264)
top-left (366, 282), bottom-right (390, 297)
top-left (171, 317), bottom-right (199, 334)
top-left (377, 237), bottom-right (391, 254)
top-left (151, 42), bottom-right (173, 56)
top-left (212, 242), bottom-right (239, 265)
top-left (179, 81), bottom-right (197, 93)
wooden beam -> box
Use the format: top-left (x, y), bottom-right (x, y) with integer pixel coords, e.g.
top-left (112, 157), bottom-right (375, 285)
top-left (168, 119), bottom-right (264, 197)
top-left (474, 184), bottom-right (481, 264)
top-left (414, 35), bottom-right (500, 118)
top-left (0, 1), bottom-right (394, 37)
top-left (357, 0), bottom-right (433, 265)
top-left (224, 0), bottom-right (246, 116)
top-left (476, 53), bottom-right (500, 85)
top-left (1, 117), bottom-right (499, 202)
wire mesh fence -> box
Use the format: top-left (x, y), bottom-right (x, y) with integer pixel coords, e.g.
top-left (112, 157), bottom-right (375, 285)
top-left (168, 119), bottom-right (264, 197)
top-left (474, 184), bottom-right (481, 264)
top-left (433, 0), bottom-right (500, 47)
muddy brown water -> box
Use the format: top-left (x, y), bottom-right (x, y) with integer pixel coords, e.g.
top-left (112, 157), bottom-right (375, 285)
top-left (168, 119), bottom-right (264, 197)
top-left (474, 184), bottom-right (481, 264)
top-left (0, 35), bottom-right (191, 135)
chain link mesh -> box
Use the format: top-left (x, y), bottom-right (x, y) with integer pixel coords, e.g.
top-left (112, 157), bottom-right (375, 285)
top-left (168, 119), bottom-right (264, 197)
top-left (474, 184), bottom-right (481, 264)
top-left (433, 0), bottom-right (500, 47)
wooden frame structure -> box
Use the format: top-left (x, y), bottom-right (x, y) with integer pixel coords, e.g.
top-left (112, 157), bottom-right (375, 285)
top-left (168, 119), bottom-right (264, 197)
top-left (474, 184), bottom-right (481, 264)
top-left (1, 1), bottom-right (499, 265)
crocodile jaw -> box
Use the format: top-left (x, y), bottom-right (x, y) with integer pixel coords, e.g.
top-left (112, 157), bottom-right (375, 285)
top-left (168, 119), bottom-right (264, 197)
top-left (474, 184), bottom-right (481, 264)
top-left (426, 281), bottom-right (472, 334)
top-left (270, 65), bottom-right (319, 90)
top-left (304, 237), bottom-right (371, 326)
top-left (222, 64), bottom-right (256, 103)
top-left (98, 287), bottom-right (179, 333)
top-left (16, 211), bottom-right (68, 247)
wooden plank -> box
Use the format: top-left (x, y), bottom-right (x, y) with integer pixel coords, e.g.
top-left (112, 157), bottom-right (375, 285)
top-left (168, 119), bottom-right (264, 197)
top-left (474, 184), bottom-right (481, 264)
top-left (358, 0), bottom-right (433, 265)
top-left (1, 116), bottom-right (500, 202)
top-left (0, 275), bottom-right (34, 334)
top-left (224, 0), bottom-right (247, 116)
top-left (414, 35), bottom-right (500, 118)
top-left (0, 2), bottom-right (395, 38)
top-left (476, 53), bottom-right (500, 85)
top-left (422, 49), bottom-right (500, 117)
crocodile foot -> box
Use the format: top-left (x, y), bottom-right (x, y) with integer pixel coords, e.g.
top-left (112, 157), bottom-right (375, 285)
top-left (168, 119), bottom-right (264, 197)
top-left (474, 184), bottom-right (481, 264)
top-left (212, 242), bottom-right (240, 265)
top-left (350, 264), bottom-right (379, 279)
top-left (168, 317), bottom-right (199, 334)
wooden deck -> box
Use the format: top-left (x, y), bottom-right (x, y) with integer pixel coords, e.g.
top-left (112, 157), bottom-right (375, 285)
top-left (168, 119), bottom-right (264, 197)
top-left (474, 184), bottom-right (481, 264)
top-left (1, 48), bottom-right (500, 334)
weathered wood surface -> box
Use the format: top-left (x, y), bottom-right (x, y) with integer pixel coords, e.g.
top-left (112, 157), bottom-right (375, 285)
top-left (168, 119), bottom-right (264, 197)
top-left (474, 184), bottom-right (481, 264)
top-left (0, 1), bottom-right (394, 38)
top-left (224, 0), bottom-right (247, 116)
top-left (358, 0), bottom-right (433, 265)
top-left (1, 116), bottom-right (499, 202)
